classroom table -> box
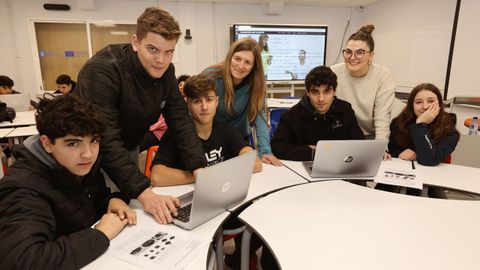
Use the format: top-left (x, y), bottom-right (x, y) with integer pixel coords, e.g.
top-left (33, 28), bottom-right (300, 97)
top-left (0, 110), bottom-right (35, 128)
top-left (5, 125), bottom-right (38, 144)
top-left (238, 180), bottom-right (480, 270)
top-left (266, 98), bottom-right (300, 109)
top-left (0, 127), bottom-right (15, 137)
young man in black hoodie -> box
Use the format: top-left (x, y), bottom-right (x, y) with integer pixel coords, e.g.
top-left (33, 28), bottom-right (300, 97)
top-left (0, 95), bottom-right (136, 269)
top-left (271, 66), bottom-right (365, 161)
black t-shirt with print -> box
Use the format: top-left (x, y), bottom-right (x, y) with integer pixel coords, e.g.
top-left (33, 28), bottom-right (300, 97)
top-left (152, 121), bottom-right (249, 170)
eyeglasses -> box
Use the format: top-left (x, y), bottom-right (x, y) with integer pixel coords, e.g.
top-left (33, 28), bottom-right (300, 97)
top-left (342, 49), bottom-right (371, 59)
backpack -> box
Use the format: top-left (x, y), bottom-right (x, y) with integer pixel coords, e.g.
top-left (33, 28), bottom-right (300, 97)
top-left (0, 102), bottom-right (16, 122)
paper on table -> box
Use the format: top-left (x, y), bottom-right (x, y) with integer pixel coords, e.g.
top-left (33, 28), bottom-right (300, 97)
top-left (105, 209), bottom-right (209, 270)
top-left (374, 161), bottom-right (423, 190)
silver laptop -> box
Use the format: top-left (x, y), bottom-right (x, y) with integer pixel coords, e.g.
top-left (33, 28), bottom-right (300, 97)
top-left (173, 150), bottom-right (256, 230)
top-left (0, 93), bottom-right (31, 111)
top-left (303, 139), bottom-right (387, 179)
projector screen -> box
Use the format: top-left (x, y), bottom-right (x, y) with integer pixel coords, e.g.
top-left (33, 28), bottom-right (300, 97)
top-left (232, 24), bottom-right (328, 82)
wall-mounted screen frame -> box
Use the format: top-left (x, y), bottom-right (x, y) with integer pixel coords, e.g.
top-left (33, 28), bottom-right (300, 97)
top-left (232, 24), bottom-right (328, 82)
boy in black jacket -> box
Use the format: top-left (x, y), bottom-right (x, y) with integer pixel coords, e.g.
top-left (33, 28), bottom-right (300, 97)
top-left (271, 66), bottom-right (364, 161)
top-left (0, 95), bottom-right (135, 269)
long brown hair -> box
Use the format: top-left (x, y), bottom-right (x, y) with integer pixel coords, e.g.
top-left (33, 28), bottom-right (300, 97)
top-left (394, 83), bottom-right (458, 149)
top-left (210, 38), bottom-right (266, 124)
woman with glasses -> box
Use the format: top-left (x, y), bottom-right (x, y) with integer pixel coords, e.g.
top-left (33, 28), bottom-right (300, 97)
top-left (202, 37), bottom-right (282, 166)
top-left (331, 24), bottom-right (396, 140)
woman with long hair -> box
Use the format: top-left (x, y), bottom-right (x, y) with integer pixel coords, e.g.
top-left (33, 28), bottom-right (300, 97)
top-left (388, 83), bottom-right (459, 166)
top-left (203, 37), bottom-right (282, 166)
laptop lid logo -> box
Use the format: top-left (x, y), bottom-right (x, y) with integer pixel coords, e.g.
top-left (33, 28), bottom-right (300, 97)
top-left (344, 156), bottom-right (353, 163)
top-left (221, 182), bottom-right (231, 193)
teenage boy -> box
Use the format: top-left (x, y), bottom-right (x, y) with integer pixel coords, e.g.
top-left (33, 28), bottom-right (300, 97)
top-left (271, 66), bottom-right (364, 161)
top-left (0, 75), bottom-right (20, 94)
top-left (150, 75), bottom-right (262, 186)
top-left (0, 95), bottom-right (136, 269)
top-left (75, 7), bottom-right (205, 223)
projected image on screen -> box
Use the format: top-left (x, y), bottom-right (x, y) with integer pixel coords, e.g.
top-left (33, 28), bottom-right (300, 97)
top-left (233, 24), bottom-right (327, 81)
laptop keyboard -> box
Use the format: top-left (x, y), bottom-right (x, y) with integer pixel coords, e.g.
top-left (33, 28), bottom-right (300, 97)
top-left (175, 204), bottom-right (192, 222)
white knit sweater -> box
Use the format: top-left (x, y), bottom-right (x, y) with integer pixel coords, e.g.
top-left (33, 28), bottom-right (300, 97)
top-left (331, 63), bottom-right (396, 139)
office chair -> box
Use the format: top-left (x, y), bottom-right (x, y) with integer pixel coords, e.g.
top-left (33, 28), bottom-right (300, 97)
top-left (269, 108), bottom-right (288, 140)
top-left (144, 145), bottom-right (159, 177)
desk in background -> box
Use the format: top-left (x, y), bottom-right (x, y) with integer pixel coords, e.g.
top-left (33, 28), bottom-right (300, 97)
top-left (0, 110), bottom-right (35, 128)
top-left (239, 180), bottom-right (480, 270)
top-left (266, 98), bottom-right (300, 109)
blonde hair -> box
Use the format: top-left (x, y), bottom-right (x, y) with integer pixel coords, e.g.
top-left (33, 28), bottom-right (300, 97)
top-left (210, 38), bottom-right (266, 124)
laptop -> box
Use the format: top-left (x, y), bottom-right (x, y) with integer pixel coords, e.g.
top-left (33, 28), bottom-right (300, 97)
top-left (173, 150), bottom-right (256, 230)
top-left (303, 139), bottom-right (387, 179)
top-left (0, 93), bottom-right (31, 111)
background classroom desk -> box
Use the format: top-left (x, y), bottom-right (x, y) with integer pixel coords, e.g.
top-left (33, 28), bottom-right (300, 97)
top-left (238, 180), bottom-right (480, 270)
top-left (0, 110), bottom-right (35, 128)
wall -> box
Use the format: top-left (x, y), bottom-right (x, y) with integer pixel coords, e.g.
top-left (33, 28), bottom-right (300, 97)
top-left (0, 0), bottom-right (17, 83)
top-left (354, 0), bottom-right (457, 93)
top-left (447, 0), bottom-right (479, 99)
top-left (2, 0), bottom-right (352, 97)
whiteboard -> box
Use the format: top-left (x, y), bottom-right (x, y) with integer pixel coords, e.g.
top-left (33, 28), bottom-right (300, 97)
top-left (447, 0), bottom-right (478, 99)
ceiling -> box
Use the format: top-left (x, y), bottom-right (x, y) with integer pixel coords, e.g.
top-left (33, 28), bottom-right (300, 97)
top-left (173, 0), bottom-right (382, 7)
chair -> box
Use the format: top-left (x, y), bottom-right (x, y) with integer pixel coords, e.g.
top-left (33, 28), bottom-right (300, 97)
top-left (269, 108), bottom-right (288, 140)
top-left (144, 145), bottom-right (158, 177)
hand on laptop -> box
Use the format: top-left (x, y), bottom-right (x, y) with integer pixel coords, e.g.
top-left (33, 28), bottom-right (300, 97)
top-left (137, 188), bottom-right (180, 224)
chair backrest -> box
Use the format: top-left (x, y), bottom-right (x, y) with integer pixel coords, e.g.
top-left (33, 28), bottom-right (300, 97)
top-left (144, 145), bottom-right (159, 178)
top-left (269, 108), bottom-right (288, 140)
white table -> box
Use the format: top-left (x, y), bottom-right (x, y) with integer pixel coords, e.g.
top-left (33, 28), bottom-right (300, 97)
top-left (0, 127), bottom-right (15, 137)
top-left (266, 98), bottom-right (300, 109)
top-left (0, 110), bottom-right (35, 127)
top-left (284, 158), bottom-right (480, 194)
top-left (239, 180), bottom-right (480, 270)
top-left (228, 163), bottom-right (308, 211)
top-left (380, 158), bottom-right (480, 194)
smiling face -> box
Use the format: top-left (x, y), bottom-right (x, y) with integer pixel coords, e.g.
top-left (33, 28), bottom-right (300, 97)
top-left (306, 84), bottom-right (336, 114)
top-left (187, 90), bottom-right (219, 126)
top-left (41, 134), bottom-right (100, 176)
top-left (131, 32), bottom-right (177, 79)
top-left (230, 50), bottom-right (255, 85)
top-left (343, 40), bottom-right (374, 77)
top-left (413, 89), bottom-right (439, 117)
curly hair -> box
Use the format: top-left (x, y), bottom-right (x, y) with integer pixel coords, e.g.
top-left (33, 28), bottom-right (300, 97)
top-left (393, 83), bottom-right (458, 149)
top-left (36, 95), bottom-right (106, 143)
top-left (136, 7), bottom-right (181, 41)
top-left (0, 75), bottom-right (14, 88)
top-left (304, 66), bottom-right (337, 92)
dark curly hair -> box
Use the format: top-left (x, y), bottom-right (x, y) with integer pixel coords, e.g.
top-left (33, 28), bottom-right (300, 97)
top-left (304, 66), bottom-right (337, 92)
top-left (0, 75), bottom-right (14, 88)
top-left (183, 74), bottom-right (216, 100)
top-left (393, 83), bottom-right (459, 149)
top-left (36, 95), bottom-right (106, 143)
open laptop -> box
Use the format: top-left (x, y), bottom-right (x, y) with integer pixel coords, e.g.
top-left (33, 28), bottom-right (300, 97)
top-left (0, 93), bottom-right (31, 111)
top-left (173, 150), bottom-right (256, 230)
top-left (303, 139), bottom-right (387, 179)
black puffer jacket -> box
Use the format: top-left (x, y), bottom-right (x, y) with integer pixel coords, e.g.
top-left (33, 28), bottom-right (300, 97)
top-left (0, 137), bottom-right (123, 269)
top-left (271, 95), bottom-right (365, 161)
top-left (75, 44), bottom-right (206, 198)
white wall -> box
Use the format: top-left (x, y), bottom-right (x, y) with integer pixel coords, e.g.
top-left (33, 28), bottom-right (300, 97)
top-left (2, 0), bottom-right (354, 97)
top-left (354, 0), bottom-right (457, 94)
top-left (447, 0), bottom-right (479, 99)
top-left (0, 0), bottom-right (17, 82)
